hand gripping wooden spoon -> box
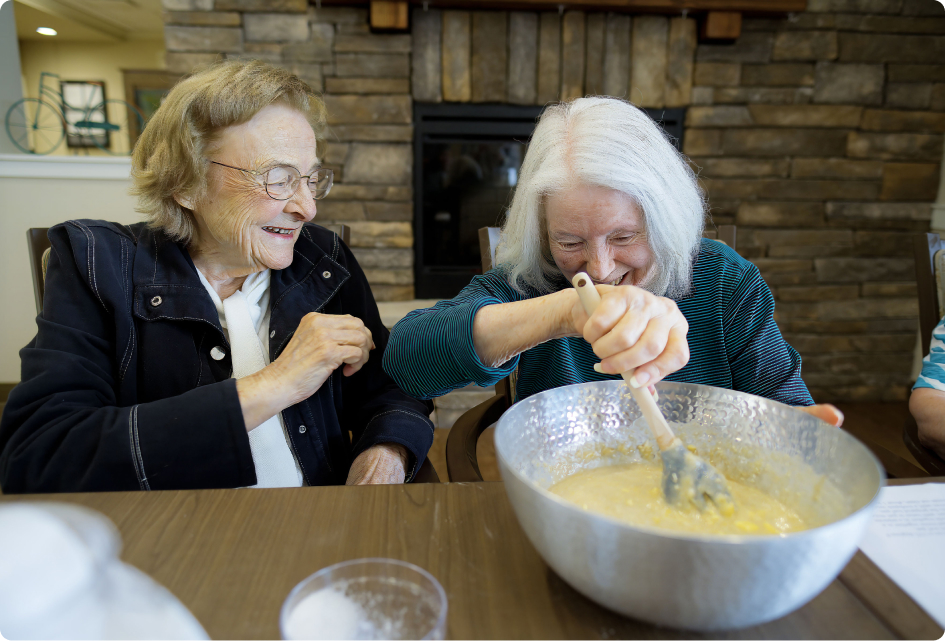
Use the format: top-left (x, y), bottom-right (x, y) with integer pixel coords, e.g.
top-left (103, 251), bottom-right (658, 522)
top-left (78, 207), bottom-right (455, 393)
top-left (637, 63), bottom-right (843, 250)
top-left (572, 272), bottom-right (735, 515)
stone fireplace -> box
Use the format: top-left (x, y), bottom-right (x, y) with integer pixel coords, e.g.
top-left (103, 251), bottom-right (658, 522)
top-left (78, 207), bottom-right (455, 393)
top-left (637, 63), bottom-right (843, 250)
top-left (162, 0), bottom-right (945, 404)
top-left (163, 0), bottom-right (702, 304)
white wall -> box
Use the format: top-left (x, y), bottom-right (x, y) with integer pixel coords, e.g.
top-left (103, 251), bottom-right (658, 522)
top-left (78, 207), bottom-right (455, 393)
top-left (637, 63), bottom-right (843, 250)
top-left (0, 2), bottom-right (25, 154)
top-left (0, 154), bottom-right (142, 382)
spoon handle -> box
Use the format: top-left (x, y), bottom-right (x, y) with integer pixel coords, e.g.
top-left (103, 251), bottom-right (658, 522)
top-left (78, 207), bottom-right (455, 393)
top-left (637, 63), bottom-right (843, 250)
top-left (571, 273), bottom-right (678, 451)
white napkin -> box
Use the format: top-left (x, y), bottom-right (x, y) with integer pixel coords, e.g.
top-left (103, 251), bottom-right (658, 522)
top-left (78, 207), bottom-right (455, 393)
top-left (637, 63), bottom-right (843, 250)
top-left (0, 503), bottom-right (208, 639)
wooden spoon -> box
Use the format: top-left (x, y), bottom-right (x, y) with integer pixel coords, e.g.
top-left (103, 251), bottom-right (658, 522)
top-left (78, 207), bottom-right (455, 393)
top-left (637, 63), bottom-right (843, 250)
top-left (572, 272), bottom-right (735, 514)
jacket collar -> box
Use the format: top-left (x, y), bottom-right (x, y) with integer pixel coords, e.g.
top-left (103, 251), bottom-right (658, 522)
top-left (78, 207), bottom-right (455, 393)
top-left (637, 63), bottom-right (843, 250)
top-left (132, 224), bottom-right (349, 347)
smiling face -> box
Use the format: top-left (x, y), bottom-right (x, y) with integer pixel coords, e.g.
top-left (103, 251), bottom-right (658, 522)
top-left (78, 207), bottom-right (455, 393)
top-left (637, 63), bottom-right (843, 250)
top-left (545, 183), bottom-right (654, 286)
top-left (185, 103), bottom-right (319, 276)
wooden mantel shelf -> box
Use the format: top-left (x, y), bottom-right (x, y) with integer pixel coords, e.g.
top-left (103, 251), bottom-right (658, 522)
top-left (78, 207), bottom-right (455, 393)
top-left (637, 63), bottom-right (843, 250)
top-left (357, 0), bottom-right (806, 31)
top-left (391, 0), bottom-right (805, 10)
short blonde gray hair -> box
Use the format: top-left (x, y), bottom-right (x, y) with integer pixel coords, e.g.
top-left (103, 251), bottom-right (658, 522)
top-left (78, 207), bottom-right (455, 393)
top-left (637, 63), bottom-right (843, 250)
top-left (131, 59), bottom-right (327, 242)
top-left (496, 97), bottom-right (706, 299)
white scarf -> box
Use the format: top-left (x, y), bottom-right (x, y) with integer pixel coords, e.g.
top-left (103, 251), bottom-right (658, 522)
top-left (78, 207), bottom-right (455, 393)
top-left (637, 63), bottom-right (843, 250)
top-left (197, 268), bottom-right (303, 488)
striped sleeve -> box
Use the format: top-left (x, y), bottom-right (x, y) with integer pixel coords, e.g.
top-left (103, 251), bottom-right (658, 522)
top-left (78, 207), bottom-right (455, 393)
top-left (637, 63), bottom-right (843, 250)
top-left (722, 262), bottom-right (815, 407)
top-left (383, 270), bottom-right (524, 399)
top-left (915, 318), bottom-right (945, 391)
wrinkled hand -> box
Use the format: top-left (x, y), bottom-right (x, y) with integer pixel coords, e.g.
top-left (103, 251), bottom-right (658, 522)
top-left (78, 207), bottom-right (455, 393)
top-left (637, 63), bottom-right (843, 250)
top-left (273, 312), bottom-right (374, 403)
top-left (797, 404), bottom-right (844, 427)
top-left (237, 313), bottom-right (374, 431)
top-left (568, 284), bottom-right (690, 387)
top-left (346, 443), bottom-right (409, 485)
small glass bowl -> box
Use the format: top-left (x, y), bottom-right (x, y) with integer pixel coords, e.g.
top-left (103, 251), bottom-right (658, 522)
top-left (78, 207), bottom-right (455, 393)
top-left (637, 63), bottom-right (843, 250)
top-left (280, 558), bottom-right (448, 640)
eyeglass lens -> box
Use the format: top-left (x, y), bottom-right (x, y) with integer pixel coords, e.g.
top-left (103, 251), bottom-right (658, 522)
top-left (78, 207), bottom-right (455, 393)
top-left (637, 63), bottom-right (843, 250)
top-left (265, 165), bottom-right (333, 200)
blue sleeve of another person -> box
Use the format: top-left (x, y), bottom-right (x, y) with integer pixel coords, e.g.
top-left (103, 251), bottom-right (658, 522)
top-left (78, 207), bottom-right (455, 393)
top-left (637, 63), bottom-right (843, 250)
top-left (914, 317), bottom-right (945, 391)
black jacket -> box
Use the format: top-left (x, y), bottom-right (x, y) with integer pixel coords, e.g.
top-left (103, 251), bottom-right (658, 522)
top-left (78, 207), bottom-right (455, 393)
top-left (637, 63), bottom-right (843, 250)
top-left (0, 220), bottom-right (434, 492)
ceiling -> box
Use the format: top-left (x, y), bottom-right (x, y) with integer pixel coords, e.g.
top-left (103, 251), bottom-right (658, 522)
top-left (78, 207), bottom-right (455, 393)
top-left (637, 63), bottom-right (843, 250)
top-left (13, 0), bottom-right (164, 42)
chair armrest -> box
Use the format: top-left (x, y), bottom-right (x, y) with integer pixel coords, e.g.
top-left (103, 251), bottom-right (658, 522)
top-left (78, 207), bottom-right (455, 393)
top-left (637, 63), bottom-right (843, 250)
top-left (412, 458), bottom-right (440, 484)
top-left (903, 414), bottom-right (945, 476)
top-left (860, 433), bottom-right (929, 479)
top-left (446, 393), bottom-right (510, 482)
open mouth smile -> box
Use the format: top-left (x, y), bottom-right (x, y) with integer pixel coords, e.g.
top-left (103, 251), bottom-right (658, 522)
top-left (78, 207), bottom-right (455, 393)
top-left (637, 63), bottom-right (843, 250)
top-left (261, 226), bottom-right (297, 237)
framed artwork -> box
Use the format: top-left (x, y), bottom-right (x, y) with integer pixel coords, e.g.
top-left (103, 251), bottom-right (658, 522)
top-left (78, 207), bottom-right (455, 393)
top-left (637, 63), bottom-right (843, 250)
top-left (62, 80), bottom-right (107, 149)
top-left (122, 70), bottom-right (181, 145)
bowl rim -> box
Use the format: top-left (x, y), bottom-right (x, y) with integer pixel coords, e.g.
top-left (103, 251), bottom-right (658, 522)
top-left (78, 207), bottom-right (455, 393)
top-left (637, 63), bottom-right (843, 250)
top-left (495, 380), bottom-right (887, 545)
top-left (278, 557), bottom-right (448, 640)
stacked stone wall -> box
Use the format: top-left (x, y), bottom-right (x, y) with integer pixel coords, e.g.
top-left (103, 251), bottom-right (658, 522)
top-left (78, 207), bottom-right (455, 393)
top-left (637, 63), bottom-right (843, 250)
top-left (164, 0), bottom-right (415, 302)
top-left (160, 0), bottom-right (945, 402)
top-left (686, 0), bottom-right (944, 401)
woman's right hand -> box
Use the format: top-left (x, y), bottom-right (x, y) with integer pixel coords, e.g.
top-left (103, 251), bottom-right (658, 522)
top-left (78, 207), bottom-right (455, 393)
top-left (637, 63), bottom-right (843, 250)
top-left (566, 284), bottom-right (690, 389)
top-left (237, 313), bottom-right (373, 431)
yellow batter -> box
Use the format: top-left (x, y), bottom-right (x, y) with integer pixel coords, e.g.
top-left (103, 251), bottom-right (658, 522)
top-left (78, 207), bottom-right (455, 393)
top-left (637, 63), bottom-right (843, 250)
top-left (549, 463), bottom-right (808, 536)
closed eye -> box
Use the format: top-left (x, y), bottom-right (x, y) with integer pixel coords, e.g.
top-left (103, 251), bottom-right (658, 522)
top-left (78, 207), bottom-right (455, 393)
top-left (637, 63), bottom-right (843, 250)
top-left (557, 241), bottom-right (582, 251)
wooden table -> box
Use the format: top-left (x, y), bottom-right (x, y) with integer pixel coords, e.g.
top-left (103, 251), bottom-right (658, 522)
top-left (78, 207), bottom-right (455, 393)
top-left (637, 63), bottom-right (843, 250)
top-left (2, 479), bottom-right (943, 640)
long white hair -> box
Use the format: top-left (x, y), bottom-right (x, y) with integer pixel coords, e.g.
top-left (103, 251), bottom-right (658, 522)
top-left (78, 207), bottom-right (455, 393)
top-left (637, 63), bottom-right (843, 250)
top-left (496, 97), bottom-right (706, 299)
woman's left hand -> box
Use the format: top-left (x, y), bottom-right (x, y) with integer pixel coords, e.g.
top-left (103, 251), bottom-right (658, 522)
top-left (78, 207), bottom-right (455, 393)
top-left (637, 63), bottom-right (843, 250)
top-left (797, 404), bottom-right (844, 427)
top-left (346, 443), bottom-right (409, 485)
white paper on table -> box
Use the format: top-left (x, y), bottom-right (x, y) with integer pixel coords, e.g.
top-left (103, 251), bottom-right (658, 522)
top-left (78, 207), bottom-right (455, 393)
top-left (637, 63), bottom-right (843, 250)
top-left (858, 483), bottom-right (945, 629)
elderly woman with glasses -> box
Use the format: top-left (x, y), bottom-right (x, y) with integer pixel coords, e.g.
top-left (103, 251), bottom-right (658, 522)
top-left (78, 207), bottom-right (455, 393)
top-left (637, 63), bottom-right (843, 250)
top-left (0, 61), bottom-right (434, 493)
top-left (384, 97), bottom-right (842, 426)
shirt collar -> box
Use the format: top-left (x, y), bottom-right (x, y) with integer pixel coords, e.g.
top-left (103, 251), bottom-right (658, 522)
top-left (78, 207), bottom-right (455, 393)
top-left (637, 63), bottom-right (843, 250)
top-left (132, 224), bottom-right (349, 338)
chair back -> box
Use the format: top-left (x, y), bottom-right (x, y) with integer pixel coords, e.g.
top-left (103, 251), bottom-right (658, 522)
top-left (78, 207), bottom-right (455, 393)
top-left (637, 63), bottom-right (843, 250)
top-left (703, 224), bottom-right (737, 249)
top-left (904, 232), bottom-right (945, 475)
top-left (321, 223), bottom-right (350, 246)
top-left (27, 228), bottom-right (51, 315)
top-left (478, 227), bottom-right (501, 272)
top-left (913, 233), bottom-right (945, 357)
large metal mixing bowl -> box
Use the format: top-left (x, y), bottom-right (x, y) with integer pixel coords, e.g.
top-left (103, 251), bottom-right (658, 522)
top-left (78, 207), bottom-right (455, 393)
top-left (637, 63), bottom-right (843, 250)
top-left (495, 381), bottom-right (884, 631)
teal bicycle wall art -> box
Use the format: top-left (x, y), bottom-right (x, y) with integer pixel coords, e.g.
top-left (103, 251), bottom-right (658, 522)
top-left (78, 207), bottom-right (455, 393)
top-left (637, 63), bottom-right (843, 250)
top-left (5, 72), bottom-right (145, 156)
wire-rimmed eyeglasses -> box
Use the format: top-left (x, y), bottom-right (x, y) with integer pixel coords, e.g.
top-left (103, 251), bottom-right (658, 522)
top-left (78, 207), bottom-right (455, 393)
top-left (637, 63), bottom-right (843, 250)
top-left (209, 160), bottom-right (333, 201)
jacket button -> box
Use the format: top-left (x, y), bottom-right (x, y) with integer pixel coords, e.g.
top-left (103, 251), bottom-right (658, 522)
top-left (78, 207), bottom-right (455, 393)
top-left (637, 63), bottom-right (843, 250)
top-left (298, 425), bottom-right (307, 434)
top-left (210, 346), bottom-right (226, 361)
top-left (150, 295), bottom-right (162, 307)
top-left (270, 330), bottom-right (275, 338)
top-left (322, 271), bottom-right (331, 279)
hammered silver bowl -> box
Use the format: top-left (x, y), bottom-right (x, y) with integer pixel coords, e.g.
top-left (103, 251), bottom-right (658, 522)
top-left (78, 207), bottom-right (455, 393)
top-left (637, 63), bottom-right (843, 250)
top-left (495, 381), bottom-right (884, 631)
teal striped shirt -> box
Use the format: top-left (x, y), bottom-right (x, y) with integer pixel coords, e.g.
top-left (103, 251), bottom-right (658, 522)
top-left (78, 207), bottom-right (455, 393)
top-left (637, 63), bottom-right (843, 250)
top-left (915, 317), bottom-right (945, 392)
top-left (384, 240), bottom-right (814, 406)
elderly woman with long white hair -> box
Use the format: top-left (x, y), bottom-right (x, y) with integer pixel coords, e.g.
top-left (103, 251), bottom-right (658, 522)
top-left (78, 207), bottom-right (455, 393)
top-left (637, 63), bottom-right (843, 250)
top-left (384, 97), bottom-right (841, 425)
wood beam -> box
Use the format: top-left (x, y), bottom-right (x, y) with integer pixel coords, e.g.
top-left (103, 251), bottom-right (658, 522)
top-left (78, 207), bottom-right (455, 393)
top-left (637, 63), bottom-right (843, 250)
top-left (376, 0), bottom-right (807, 13)
top-left (370, 0), bottom-right (409, 29)
top-left (15, 0), bottom-right (127, 41)
top-left (701, 10), bottom-right (741, 39)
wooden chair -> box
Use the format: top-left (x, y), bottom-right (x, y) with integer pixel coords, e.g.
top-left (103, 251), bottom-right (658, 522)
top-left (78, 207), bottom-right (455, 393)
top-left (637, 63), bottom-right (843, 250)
top-left (902, 233), bottom-right (945, 476)
top-left (27, 228), bottom-right (51, 315)
top-left (446, 225), bottom-right (741, 482)
top-left (703, 224), bottom-right (737, 249)
top-left (321, 223), bottom-right (350, 246)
